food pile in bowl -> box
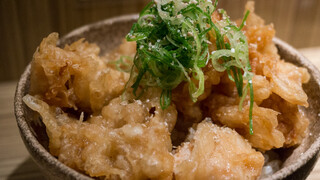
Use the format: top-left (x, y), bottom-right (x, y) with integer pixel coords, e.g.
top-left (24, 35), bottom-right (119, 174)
top-left (22, 0), bottom-right (311, 179)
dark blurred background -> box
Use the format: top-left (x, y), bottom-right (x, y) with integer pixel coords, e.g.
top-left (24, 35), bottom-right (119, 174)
top-left (1, 0), bottom-right (320, 82)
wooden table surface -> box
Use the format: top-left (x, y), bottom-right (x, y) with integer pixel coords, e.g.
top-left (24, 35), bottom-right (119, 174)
top-left (0, 48), bottom-right (319, 180)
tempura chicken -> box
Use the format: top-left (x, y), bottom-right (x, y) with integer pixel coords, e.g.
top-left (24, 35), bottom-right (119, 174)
top-left (23, 1), bottom-right (310, 180)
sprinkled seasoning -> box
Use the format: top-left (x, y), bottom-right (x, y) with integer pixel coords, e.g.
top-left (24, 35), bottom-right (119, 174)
top-left (125, 0), bottom-right (254, 134)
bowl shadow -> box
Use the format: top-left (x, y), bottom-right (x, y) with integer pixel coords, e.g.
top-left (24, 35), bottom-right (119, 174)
top-left (7, 157), bottom-right (44, 180)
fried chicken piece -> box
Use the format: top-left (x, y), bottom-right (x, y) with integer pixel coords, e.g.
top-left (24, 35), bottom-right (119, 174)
top-left (214, 104), bottom-right (285, 151)
top-left (102, 87), bottom-right (177, 132)
top-left (23, 95), bottom-right (174, 180)
top-left (174, 120), bottom-right (264, 180)
top-left (172, 83), bottom-right (203, 123)
top-left (244, 1), bottom-right (278, 57)
top-left (23, 94), bottom-right (63, 155)
top-left (171, 61), bottom-right (224, 124)
top-left (252, 75), bottom-right (272, 105)
top-left (269, 61), bottom-right (310, 107)
top-left (243, 2), bottom-right (310, 107)
top-left (261, 94), bottom-right (309, 147)
top-left (29, 33), bottom-right (129, 113)
top-left (204, 92), bottom-right (284, 151)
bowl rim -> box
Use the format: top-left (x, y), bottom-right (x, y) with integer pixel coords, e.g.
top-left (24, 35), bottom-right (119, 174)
top-left (14, 14), bottom-right (320, 180)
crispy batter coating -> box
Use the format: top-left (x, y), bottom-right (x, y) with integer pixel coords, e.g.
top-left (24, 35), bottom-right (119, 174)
top-left (214, 104), bottom-right (285, 151)
top-left (29, 33), bottom-right (129, 113)
top-left (24, 94), bottom-right (174, 180)
top-left (26, 34), bottom-right (177, 179)
top-left (174, 120), bottom-right (264, 180)
top-left (269, 61), bottom-right (310, 107)
top-left (172, 83), bottom-right (203, 123)
top-left (252, 75), bottom-right (272, 105)
top-left (201, 1), bottom-right (310, 151)
top-left (24, 2), bottom-right (311, 179)
top-left (102, 88), bottom-right (177, 132)
top-left (261, 94), bottom-right (309, 147)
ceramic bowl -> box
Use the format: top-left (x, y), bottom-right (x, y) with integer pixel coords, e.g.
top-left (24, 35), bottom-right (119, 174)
top-left (14, 14), bottom-right (320, 180)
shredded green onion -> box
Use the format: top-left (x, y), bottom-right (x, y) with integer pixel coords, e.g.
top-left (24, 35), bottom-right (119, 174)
top-left (210, 8), bottom-right (254, 134)
top-left (125, 0), bottom-right (254, 134)
top-left (109, 56), bottom-right (133, 72)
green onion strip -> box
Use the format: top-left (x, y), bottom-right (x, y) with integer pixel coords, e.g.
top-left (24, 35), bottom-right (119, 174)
top-left (125, 0), bottom-right (254, 134)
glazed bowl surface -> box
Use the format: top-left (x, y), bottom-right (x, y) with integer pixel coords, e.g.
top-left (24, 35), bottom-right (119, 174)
top-left (14, 14), bottom-right (320, 180)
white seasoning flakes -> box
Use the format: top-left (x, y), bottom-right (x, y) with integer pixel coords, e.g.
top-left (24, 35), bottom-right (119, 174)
top-left (173, 53), bottom-right (177, 58)
top-left (190, 0), bottom-right (197, 4)
top-left (72, 64), bottom-right (80, 69)
top-left (136, 100), bottom-right (142, 105)
top-left (79, 112), bottom-right (84, 122)
top-left (148, 42), bottom-right (153, 50)
top-left (120, 100), bottom-right (128, 106)
top-left (206, 40), bottom-right (212, 44)
top-left (249, 43), bottom-right (258, 49)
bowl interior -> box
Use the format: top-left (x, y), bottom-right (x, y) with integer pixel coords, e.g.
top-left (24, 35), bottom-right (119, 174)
top-left (15, 14), bottom-right (320, 180)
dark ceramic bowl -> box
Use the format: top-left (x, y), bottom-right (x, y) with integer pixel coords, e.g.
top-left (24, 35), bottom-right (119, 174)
top-left (14, 14), bottom-right (320, 180)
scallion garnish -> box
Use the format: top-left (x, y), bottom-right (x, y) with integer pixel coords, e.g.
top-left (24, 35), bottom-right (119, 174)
top-left (125, 0), bottom-right (254, 134)
top-left (109, 55), bottom-right (133, 72)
